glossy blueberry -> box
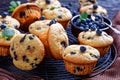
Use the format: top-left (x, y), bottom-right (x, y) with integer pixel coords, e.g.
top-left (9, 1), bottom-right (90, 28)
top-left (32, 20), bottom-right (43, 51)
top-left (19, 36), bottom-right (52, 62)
top-left (79, 26), bottom-right (85, 30)
top-left (68, 2), bottom-right (72, 6)
top-left (88, 22), bottom-right (93, 27)
top-left (81, 19), bottom-right (87, 25)
top-left (40, 15), bottom-right (45, 20)
top-left (80, 24), bottom-right (86, 30)
top-left (99, 23), bottom-right (105, 28)
top-left (95, 17), bottom-right (99, 21)
top-left (71, 10), bottom-right (77, 16)
top-left (93, 4), bottom-right (98, 9)
top-left (90, 25), bottom-right (96, 31)
top-left (29, 35), bottom-right (35, 40)
top-left (86, 18), bottom-right (91, 23)
top-left (95, 14), bottom-right (103, 22)
top-left (84, 27), bottom-right (89, 32)
top-left (48, 19), bottom-right (57, 26)
top-left (1, 12), bottom-right (8, 18)
top-left (46, 0), bottom-right (50, 4)
top-left (80, 46), bottom-right (86, 52)
top-left (0, 23), bottom-right (6, 29)
top-left (75, 19), bottom-right (81, 26)
top-left (96, 29), bottom-right (102, 36)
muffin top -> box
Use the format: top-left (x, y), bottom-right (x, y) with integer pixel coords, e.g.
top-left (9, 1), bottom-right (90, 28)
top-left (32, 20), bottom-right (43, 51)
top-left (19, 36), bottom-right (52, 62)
top-left (42, 7), bottom-right (72, 21)
top-left (29, 20), bottom-right (51, 47)
top-left (12, 3), bottom-right (41, 31)
top-left (35, 0), bottom-right (61, 10)
top-left (0, 15), bottom-right (20, 29)
top-left (48, 19), bottom-right (69, 59)
top-left (79, 4), bottom-right (107, 16)
top-left (79, 0), bottom-right (97, 7)
top-left (63, 45), bottom-right (100, 64)
top-left (29, 20), bottom-right (51, 37)
top-left (0, 27), bottom-right (20, 46)
top-left (10, 34), bottom-right (45, 70)
top-left (78, 29), bottom-right (113, 47)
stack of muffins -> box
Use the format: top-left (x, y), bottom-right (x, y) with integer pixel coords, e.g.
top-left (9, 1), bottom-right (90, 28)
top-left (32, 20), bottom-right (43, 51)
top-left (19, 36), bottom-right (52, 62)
top-left (79, 0), bottom-right (107, 16)
top-left (0, 0), bottom-right (114, 77)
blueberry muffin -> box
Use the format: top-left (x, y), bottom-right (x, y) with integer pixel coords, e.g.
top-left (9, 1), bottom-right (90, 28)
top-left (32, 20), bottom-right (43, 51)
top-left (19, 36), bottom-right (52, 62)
top-left (62, 45), bottom-right (100, 75)
top-left (78, 29), bottom-right (113, 56)
top-left (12, 3), bottom-right (41, 31)
top-left (35, 0), bottom-right (61, 10)
top-left (0, 26), bottom-right (20, 56)
top-left (29, 20), bottom-right (52, 58)
top-left (10, 34), bottom-right (45, 70)
top-left (48, 20), bottom-right (69, 59)
top-left (79, 0), bottom-right (97, 7)
top-left (79, 4), bottom-right (107, 16)
top-left (42, 7), bottom-right (72, 28)
top-left (0, 12), bottom-right (20, 29)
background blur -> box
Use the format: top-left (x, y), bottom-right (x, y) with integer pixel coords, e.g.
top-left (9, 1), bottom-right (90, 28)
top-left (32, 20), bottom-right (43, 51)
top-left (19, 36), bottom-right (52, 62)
top-left (0, 0), bottom-right (120, 19)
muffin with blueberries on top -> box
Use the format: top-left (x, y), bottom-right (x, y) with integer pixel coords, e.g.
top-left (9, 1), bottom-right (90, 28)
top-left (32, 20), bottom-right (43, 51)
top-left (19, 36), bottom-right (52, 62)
top-left (0, 12), bottom-right (20, 29)
top-left (35, 0), bottom-right (61, 10)
top-left (79, 0), bottom-right (97, 7)
top-left (12, 3), bottom-right (41, 31)
top-left (48, 19), bottom-right (69, 59)
top-left (42, 7), bottom-right (72, 28)
top-left (62, 45), bottom-right (100, 75)
top-left (78, 29), bottom-right (113, 56)
top-left (0, 23), bottom-right (20, 56)
top-left (29, 19), bottom-right (52, 58)
top-left (79, 4), bottom-right (107, 16)
top-left (10, 34), bottom-right (45, 70)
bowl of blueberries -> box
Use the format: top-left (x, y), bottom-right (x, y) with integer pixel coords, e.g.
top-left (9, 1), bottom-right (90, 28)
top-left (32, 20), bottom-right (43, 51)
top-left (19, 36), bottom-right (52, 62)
top-left (70, 12), bottom-right (112, 37)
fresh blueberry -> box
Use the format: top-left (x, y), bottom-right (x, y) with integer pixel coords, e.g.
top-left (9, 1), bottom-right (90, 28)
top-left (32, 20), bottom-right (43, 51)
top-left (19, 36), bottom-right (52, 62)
top-left (1, 12), bottom-right (8, 18)
top-left (93, 4), bottom-right (98, 9)
top-left (71, 10), bottom-right (77, 16)
top-left (84, 27), bottom-right (89, 32)
top-left (96, 29), bottom-right (102, 36)
top-left (48, 19), bottom-right (57, 26)
top-left (68, 2), bottom-right (72, 6)
top-left (75, 19), bottom-right (81, 26)
top-left (88, 22), bottom-right (93, 27)
top-left (79, 26), bottom-right (85, 30)
top-left (0, 23), bottom-right (6, 29)
top-left (81, 19), bottom-right (87, 25)
top-left (80, 46), bottom-right (86, 52)
top-left (86, 18), bottom-right (91, 23)
top-left (40, 15), bottom-right (45, 20)
top-left (99, 22), bottom-right (107, 29)
top-left (90, 25), bottom-right (96, 31)
top-left (95, 14), bottom-right (103, 22)
top-left (46, 0), bottom-right (50, 4)
top-left (87, 15), bottom-right (91, 18)
top-left (80, 24), bottom-right (86, 28)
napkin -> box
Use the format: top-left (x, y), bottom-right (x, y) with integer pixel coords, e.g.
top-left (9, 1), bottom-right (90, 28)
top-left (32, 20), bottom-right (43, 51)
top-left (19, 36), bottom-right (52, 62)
top-left (84, 10), bottom-right (120, 80)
